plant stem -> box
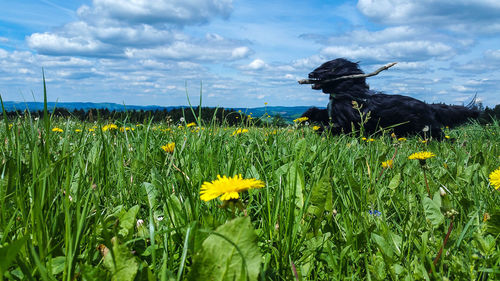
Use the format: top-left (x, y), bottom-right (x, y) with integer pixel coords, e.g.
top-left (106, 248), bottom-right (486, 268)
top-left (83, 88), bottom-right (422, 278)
top-left (429, 217), bottom-right (454, 274)
top-left (422, 166), bottom-right (431, 198)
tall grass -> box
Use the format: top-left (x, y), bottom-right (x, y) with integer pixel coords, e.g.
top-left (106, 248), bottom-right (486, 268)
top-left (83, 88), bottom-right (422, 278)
top-left (0, 101), bottom-right (499, 280)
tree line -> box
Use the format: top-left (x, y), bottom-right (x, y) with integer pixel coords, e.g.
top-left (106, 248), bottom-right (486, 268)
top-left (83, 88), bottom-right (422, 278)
top-left (1, 104), bottom-right (499, 125)
top-left (1, 106), bottom-right (266, 126)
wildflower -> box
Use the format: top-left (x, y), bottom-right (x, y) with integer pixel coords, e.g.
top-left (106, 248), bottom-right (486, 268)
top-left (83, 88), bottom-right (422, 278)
top-left (369, 210), bottom-right (381, 216)
top-left (52, 127), bottom-right (63, 132)
top-left (186, 122), bottom-right (196, 127)
top-left (398, 137), bottom-right (407, 142)
top-left (264, 102), bottom-right (268, 105)
top-left (75, 129), bottom-right (82, 132)
top-left (200, 174), bottom-right (265, 202)
top-left (489, 167), bottom-right (500, 190)
top-left (232, 128), bottom-right (249, 136)
top-left (161, 142), bottom-right (175, 153)
top-left (483, 212), bottom-right (490, 222)
top-left (366, 138), bottom-right (375, 142)
top-left (381, 160), bottom-right (393, 168)
top-left (420, 139), bottom-right (428, 144)
top-left (409, 151), bottom-right (435, 161)
top-left (293, 117), bottom-right (309, 123)
top-left (445, 135), bottom-right (450, 139)
top-left (312, 125), bottom-right (321, 131)
top-left (102, 124), bottom-right (118, 131)
top-left (361, 137), bottom-right (367, 141)
top-left (409, 151), bottom-right (435, 197)
top-left (88, 128), bottom-right (95, 132)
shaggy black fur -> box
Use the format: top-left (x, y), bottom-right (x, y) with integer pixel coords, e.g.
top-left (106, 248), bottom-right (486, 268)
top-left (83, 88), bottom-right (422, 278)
top-left (301, 58), bottom-right (479, 138)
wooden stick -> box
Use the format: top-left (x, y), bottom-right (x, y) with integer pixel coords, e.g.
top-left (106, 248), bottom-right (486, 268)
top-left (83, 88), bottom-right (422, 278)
top-left (298, 62), bottom-right (397, 85)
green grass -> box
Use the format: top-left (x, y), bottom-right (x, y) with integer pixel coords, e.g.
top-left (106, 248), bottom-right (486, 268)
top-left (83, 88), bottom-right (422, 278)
top-left (0, 114), bottom-right (499, 280)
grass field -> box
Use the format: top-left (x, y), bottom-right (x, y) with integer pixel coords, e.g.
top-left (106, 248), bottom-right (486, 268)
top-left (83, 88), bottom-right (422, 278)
top-left (0, 104), bottom-right (499, 280)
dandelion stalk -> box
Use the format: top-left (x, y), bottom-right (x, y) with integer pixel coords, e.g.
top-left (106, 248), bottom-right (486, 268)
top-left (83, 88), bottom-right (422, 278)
top-left (429, 215), bottom-right (455, 274)
top-left (422, 167), bottom-right (431, 198)
top-left (408, 151), bottom-right (435, 197)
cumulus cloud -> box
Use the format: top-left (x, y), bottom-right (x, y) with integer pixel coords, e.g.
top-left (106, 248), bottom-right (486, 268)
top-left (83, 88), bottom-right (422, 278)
top-left (26, 0), bottom-right (248, 62)
top-left (78, 0), bottom-right (233, 26)
top-left (357, 0), bottom-right (500, 34)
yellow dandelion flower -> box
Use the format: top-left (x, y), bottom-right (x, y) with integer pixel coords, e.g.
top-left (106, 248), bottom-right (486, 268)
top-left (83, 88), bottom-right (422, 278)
top-left (293, 117), bottom-right (309, 123)
top-left (75, 129), bottom-right (82, 132)
top-left (312, 125), bottom-right (321, 131)
top-left (200, 174), bottom-right (265, 202)
top-left (489, 167), bottom-right (500, 190)
top-left (366, 138), bottom-right (375, 142)
top-left (232, 128), bottom-right (249, 136)
top-left (361, 137), bottom-right (367, 141)
top-left (52, 127), bottom-right (63, 132)
top-left (102, 124), bottom-right (118, 131)
top-left (445, 135), bottom-right (450, 139)
top-left (264, 102), bottom-right (268, 105)
top-left (88, 128), bottom-right (95, 132)
top-left (408, 151), bottom-right (436, 160)
top-left (381, 160), bottom-right (393, 168)
top-left (186, 122), bottom-right (196, 127)
top-left (398, 137), bottom-right (407, 141)
top-left (161, 142), bottom-right (175, 153)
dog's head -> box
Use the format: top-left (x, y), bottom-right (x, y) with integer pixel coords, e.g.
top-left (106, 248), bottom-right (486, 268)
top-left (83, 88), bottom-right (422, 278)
top-left (308, 58), bottom-right (367, 94)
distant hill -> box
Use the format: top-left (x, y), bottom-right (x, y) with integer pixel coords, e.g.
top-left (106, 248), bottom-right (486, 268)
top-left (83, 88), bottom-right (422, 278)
top-left (1, 101), bottom-right (318, 122)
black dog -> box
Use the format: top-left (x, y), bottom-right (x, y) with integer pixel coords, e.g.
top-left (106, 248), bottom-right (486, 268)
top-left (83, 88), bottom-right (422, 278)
top-left (300, 58), bottom-right (478, 138)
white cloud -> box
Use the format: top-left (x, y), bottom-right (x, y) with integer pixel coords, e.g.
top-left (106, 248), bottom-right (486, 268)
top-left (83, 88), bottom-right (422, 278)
top-left (78, 0), bottom-right (233, 26)
top-left (27, 32), bottom-right (115, 57)
top-left (246, 59), bottom-right (267, 70)
top-left (357, 0), bottom-right (500, 34)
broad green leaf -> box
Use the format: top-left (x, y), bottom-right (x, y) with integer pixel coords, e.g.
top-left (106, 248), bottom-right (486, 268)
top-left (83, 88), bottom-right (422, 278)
top-left (50, 256), bottom-right (66, 275)
top-left (103, 240), bottom-right (139, 281)
top-left (189, 217), bottom-right (261, 281)
top-left (285, 163), bottom-right (304, 208)
top-left (0, 235), bottom-right (28, 276)
top-left (118, 205), bottom-right (140, 239)
top-left (371, 233), bottom-right (394, 261)
top-left (307, 173), bottom-right (332, 218)
top-left (143, 182), bottom-right (158, 210)
top-left (388, 173), bottom-right (401, 190)
top-left (422, 197), bottom-right (444, 228)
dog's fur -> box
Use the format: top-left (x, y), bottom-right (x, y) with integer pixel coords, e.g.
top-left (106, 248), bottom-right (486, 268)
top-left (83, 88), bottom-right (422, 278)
top-left (301, 58), bottom-right (479, 138)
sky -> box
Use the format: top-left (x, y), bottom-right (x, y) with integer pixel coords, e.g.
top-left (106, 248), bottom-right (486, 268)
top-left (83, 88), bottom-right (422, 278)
top-left (1, 0), bottom-right (500, 108)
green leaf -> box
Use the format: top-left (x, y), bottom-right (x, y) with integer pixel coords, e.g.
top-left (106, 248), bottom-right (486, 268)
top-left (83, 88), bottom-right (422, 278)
top-left (0, 235), bottom-right (28, 276)
top-left (118, 205), bottom-right (140, 239)
top-left (189, 217), bottom-right (261, 281)
top-left (50, 256), bottom-right (66, 276)
top-left (286, 163), bottom-right (304, 208)
top-left (143, 182), bottom-right (158, 210)
top-left (371, 233), bottom-right (394, 261)
top-left (307, 173), bottom-right (332, 218)
top-left (422, 197), bottom-right (444, 228)
top-left (388, 173), bottom-right (401, 190)
top-left (103, 240), bottom-right (139, 281)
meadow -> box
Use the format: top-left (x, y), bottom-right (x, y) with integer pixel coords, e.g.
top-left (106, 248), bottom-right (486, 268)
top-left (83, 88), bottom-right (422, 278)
top-left (0, 101), bottom-right (499, 280)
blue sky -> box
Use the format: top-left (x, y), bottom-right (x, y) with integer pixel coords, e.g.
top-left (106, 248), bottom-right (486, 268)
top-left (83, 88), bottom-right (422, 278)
top-left (1, 0), bottom-right (500, 108)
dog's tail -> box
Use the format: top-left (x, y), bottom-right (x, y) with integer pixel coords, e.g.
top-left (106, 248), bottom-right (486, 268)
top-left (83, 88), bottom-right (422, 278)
top-left (431, 102), bottom-right (479, 128)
